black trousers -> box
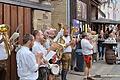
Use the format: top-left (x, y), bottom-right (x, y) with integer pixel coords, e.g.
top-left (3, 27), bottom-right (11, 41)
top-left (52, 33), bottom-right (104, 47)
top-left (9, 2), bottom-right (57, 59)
top-left (0, 66), bottom-right (6, 80)
top-left (37, 67), bottom-right (48, 80)
top-left (61, 69), bottom-right (68, 80)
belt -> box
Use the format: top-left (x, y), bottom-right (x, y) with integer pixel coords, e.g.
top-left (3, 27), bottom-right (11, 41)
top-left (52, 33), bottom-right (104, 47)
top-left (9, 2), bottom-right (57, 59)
top-left (0, 60), bottom-right (7, 65)
top-left (63, 52), bottom-right (71, 54)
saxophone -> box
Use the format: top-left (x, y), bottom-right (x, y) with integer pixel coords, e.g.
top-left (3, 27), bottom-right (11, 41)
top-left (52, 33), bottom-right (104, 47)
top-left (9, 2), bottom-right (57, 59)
top-left (0, 24), bottom-right (11, 56)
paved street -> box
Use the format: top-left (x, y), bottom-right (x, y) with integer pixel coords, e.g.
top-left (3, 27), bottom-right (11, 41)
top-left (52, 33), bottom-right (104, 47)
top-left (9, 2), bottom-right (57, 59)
top-left (67, 60), bottom-right (120, 80)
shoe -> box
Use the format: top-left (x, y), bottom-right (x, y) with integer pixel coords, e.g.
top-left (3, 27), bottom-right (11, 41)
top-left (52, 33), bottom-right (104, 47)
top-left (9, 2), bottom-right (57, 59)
top-left (87, 77), bottom-right (95, 80)
top-left (71, 66), bottom-right (73, 70)
top-left (98, 57), bottom-right (101, 60)
top-left (101, 58), bottom-right (103, 60)
top-left (93, 60), bottom-right (96, 62)
top-left (83, 78), bottom-right (87, 80)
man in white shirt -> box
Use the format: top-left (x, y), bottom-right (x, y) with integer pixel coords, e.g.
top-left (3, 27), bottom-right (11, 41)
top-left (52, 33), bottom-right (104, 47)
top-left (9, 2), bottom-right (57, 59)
top-left (16, 34), bottom-right (42, 80)
top-left (0, 35), bottom-right (8, 60)
top-left (32, 30), bottom-right (57, 80)
top-left (0, 34), bottom-right (8, 80)
top-left (81, 32), bottom-right (94, 80)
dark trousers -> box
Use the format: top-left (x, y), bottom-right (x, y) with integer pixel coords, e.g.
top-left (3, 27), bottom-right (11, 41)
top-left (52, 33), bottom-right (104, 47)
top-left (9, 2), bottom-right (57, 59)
top-left (37, 67), bottom-right (48, 80)
top-left (71, 49), bottom-right (76, 70)
top-left (61, 70), bottom-right (68, 80)
top-left (0, 67), bottom-right (6, 80)
top-left (92, 53), bottom-right (97, 61)
top-left (75, 53), bottom-right (84, 72)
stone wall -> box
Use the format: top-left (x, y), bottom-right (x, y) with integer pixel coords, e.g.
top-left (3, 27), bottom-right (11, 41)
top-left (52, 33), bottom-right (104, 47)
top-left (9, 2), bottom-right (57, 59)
top-left (51, 0), bottom-right (67, 29)
top-left (33, 10), bottom-right (51, 31)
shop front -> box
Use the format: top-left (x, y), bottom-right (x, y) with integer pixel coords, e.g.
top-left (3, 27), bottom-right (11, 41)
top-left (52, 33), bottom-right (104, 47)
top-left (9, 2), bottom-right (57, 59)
top-left (70, 0), bottom-right (88, 33)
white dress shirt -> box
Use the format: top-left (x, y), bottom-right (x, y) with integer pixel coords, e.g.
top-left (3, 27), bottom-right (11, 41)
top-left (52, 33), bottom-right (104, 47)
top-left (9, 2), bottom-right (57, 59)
top-left (81, 39), bottom-right (93, 55)
top-left (44, 38), bottom-right (52, 49)
top-left (16, 46), bottom-right (39, 80)
top-left (32, 41), bottom-right (48, 67)
top-left (0, 35), bottom-right (8, 60)
top-left (32, 41), bottom-right (48, 56)
top-left (63, 36), bottom-right (72, 53)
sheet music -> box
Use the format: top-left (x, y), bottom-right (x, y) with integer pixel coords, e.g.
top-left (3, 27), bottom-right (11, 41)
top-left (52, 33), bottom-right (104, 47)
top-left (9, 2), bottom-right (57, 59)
top-left (44, 51), bottom-right (56, 61)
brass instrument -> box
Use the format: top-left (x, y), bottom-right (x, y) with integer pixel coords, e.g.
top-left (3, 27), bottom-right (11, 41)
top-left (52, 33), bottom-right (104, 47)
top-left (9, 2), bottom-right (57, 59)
top-left (71, 27), bottom-right (78, 39)
top-left (57, 23), bottom-right (66, 46)
top-left (70, 27), bottom-right (78, 48)
top-left (0, 24), bottom-right (11, 55)
top-left (52, 23), bottom-right (66, 59)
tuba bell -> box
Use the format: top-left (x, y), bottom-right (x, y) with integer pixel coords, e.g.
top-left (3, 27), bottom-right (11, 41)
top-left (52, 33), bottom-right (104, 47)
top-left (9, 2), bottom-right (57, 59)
top-left (0, 24), bottom-right (11, 55)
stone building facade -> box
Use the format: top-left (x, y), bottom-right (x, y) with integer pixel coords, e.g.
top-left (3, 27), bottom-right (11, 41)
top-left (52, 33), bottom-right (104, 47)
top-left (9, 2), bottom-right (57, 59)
top-left (51, 0), bottom-right (67, 29)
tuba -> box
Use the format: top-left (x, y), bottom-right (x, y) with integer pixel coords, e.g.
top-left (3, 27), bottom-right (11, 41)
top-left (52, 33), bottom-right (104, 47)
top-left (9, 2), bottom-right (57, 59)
top-left (52, 23), bottom-right (66, 59)
top-left (57, 23), bottom-right (66, 47)
top-left (0, 24), bottom-right (11, 55)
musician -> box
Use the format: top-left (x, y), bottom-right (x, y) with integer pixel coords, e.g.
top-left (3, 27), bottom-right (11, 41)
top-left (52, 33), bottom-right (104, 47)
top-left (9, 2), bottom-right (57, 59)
top-left (61, 27), bottom-right (73, 80)
top-left (32, 30), bottom-right (57, 80)
top-left (0, 35), bottom-right (8, 80)
top-left (44, 28), bottom-right (56, 49)
top-left (16, 34), bottom-right (42, 80)
top-left (0, 35), bottom-right (8, 60)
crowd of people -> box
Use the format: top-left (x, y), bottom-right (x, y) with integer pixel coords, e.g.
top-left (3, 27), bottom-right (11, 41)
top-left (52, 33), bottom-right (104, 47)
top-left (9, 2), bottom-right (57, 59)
top-left (0, 23), bottom-right (120, 80)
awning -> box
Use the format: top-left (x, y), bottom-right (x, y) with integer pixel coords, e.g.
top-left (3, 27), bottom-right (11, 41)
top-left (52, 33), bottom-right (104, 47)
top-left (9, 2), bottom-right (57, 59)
top-left (91, 18), bottom-right (120, 24)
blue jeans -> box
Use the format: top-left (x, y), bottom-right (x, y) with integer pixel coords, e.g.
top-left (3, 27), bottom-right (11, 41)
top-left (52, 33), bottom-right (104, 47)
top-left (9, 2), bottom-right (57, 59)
top-left (98, 45), bottom-right (105, 58)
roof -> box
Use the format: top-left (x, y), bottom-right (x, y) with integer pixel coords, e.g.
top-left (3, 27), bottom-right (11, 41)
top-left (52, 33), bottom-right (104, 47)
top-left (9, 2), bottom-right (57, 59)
top-left (91, 18), bottom-right (120, 24)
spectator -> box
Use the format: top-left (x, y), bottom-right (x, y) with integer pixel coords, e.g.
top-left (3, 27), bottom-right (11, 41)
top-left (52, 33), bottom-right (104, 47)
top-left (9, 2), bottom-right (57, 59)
top-left (81, 32), bottom-right (94, 80)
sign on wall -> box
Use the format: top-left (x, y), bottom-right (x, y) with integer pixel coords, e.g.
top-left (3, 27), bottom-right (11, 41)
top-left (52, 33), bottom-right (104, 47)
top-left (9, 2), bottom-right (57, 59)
top-left (76, 0), bottom-right (87, 21)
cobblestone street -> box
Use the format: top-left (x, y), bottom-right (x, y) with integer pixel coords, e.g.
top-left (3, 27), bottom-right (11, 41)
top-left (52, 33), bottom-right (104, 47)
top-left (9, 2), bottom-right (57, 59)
top-left (67, 60), bottom-right (120, 80)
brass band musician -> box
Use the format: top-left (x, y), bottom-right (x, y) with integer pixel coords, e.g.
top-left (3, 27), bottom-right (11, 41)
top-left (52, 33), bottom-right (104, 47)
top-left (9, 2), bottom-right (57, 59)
top-left (0, 24), bottom-right (14, 80)
top-left (50, 23), bottom-right (75, 80)
top-left (61, 27), bottom-right (73, 80)
top-left (0, 34), bottom-right (8, 80)
top-left (32, 30), bottom-right (58, 80)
